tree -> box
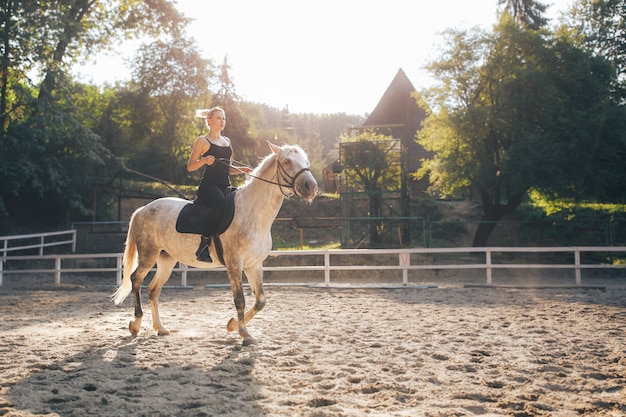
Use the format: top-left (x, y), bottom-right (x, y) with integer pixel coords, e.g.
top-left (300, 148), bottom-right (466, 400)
top-left (0, 79), bottom-right (111, 229)
top-left (419, 16), bottom-right (623, 246)
top-left (35, 0), bottom-right (187, 109)
top-left (498, 0), bottom-right (549, 29)
top-left (0, 0), bottom-right (50, 141)
top-left (211, 56), bottom-right (256, 166)
top-left (0, 0), bottom-right (186, 148)
top-left (129, 35), bottom-right (214, 182)
top-left (562, 0), bottom-right (626, 101)
top-left (0, 0), bottom-right (187, 230)
top-left (340, 130), bottom-right (402, 246)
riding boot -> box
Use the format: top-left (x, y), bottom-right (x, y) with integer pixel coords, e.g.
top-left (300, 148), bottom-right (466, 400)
top-left (196, 235), bottom-right (213, 263)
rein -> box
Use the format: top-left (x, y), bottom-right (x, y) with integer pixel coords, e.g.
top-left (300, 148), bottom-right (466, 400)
top-left (217, 157), bottom-right (311, 197)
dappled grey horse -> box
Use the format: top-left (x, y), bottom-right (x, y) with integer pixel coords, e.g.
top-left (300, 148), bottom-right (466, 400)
top-left (112, 142), bottom-right (317, 345)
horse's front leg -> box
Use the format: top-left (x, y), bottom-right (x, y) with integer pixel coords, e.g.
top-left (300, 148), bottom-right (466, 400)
top-left (226, 263), bottom-right (257, 346)
top-left (227, 264), bottom-right (266, 332)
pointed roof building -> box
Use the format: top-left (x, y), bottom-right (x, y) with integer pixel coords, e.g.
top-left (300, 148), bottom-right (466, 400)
top-left (361, 68), bottom-right (430, 191)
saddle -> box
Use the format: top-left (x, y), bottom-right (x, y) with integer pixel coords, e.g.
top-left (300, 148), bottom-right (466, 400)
top-left (175, 188), bottom-right (237, 264)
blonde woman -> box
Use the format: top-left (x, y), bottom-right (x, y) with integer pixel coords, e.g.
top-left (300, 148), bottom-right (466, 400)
top-left (187, 107), bottom-right (252, 262)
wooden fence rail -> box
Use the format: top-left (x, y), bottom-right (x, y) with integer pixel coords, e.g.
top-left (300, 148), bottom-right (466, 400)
top-left (1, 247), bottom-right (625, 287)
top-left (0, 230), bottom-right (76, 257)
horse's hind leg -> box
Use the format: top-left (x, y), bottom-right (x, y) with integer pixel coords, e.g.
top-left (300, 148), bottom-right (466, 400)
top-left (147, 253), bottom-right (177, 336)
top-left (129, 260), bottom-right (156, 336)
top-left (227, 264), bottom-right (266, 339)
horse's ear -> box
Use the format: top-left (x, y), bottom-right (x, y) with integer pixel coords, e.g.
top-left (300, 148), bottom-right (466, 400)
top-left (267, 141), bottom-right (281, 155)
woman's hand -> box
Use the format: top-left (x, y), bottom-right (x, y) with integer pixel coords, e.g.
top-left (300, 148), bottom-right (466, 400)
top-left (205, 155), bottom-right (216, 166)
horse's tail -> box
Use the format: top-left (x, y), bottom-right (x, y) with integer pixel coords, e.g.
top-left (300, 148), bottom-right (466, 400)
top-left (112, 207), bottom-right (141, 305)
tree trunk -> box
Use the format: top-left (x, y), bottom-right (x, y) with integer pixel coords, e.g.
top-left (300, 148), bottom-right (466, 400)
top-left (472, 188), bottom-right (523, 247)
top-left (0, 0), bottom-right (14, 142)
top-left (472, 218), bottom-right (498, 247)
top-left (37, 0), bottom-right (92, 106)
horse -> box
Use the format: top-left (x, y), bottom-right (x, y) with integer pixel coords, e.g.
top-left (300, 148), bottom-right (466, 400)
top-left (112, 142), bottom-right (317, 345)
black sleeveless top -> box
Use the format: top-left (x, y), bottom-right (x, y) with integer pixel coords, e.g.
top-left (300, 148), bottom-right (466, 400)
top-left (199, 137), bottom-right (233, 190)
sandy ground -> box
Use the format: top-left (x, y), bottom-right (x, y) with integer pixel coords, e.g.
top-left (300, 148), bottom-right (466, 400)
top-left (0, 274), bottom-right (625, 417)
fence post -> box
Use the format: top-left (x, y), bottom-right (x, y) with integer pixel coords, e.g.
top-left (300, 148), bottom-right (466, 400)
top-left (40, 236), bottom-right (45, 256)
top-left (486, 249), bottom-right (492, 285)
top-left (399, 253), bottom-right (410, 286)
top-left (324, 251), bottom-right (330, 286)
top-left (55, 256), bottom-right (61, 285)
top-left (574, 248), bottom-right (581, 285)
top-left (0, 259), bottom-right (3, 286)
top-left (71, 230), bottom-right (77, 253)
top-left (116, 255), bottom-right (123, 286)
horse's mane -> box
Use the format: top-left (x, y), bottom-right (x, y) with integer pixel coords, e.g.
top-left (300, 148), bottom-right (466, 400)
top-left (241, 144), bottom-right (307, 189)
top-left (252, 150), bottom-right (278, 177)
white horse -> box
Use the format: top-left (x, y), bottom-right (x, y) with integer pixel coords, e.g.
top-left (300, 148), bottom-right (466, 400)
top-left (112, 142), bottom-right (317, 345)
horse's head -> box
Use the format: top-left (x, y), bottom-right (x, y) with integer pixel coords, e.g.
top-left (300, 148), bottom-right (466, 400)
top-left (269, 141), bottom-right (318, 202)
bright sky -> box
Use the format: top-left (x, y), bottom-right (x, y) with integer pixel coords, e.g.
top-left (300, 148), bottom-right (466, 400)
top-left (75, 0), bottom-right (572, 115)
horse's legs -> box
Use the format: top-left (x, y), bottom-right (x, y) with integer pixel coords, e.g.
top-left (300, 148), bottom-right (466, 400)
top-left (147, 253), bottom-right (177, 336)
top-left (225, 263), bottom-right (257, 346)
top-left (227, 264), bottom-right (266, 334)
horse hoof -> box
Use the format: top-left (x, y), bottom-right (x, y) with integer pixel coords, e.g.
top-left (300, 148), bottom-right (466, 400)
top-left (157, 328), bottom-right (171, 336)
top-left (226, 318), bottom-right (237, 332)
top-left (129, 321), bottom-right (140, 337)
top-left (243, 336), bottom-right (258, 346)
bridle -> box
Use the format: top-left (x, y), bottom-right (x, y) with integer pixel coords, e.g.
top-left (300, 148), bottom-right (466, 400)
top-left (218, 157), bottom-right (311, 198)
top-left (276, 161), bottom-right (312, 197)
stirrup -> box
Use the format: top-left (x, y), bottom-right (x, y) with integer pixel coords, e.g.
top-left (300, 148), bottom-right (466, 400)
top-left (196, 236), bottom-right (213, 263)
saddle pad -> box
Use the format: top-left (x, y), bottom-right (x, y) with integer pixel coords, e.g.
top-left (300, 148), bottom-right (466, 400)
top-left (175, 188), bottom-right (237, 235)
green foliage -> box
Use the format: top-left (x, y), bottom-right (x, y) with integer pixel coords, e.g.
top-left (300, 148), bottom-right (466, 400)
top-left (497, 0), bottom-right (549, 29)
top-left (339, 130), bottom-right (403, 246)
top-left (515, 194), bottom-right (626, 246)
top-left (419, 13), bottom-right (626, 245)
top-left (129, 34), bottom-right (214, 183)
top-left (0, 0), bottom-right (187, 231)
top-left (0, 81), bottom-right (110, 230)
top-left (210, 57), bottom-right (256, 166)
top-left (528, 189), bottom-right (626, 217)
top-left (340, 130), bottom-right (402, 193)
top-left (5, 0), bottom-right (621, 245)
top-left (562, 0), bottom-right (626, 101)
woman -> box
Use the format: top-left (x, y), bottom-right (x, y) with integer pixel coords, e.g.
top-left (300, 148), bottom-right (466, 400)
top-left (187, 106), bottom-right (252, 262)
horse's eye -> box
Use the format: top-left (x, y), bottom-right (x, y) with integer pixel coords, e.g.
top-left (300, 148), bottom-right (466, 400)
top-left (283, 158), bottom-right (291, 165)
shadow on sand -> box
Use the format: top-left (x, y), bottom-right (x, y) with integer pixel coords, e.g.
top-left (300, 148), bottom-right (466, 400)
top-left (8, 335), bottom-right (264, 417)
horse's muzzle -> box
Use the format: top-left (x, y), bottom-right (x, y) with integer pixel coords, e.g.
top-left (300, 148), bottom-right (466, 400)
top-left (294, 170), bottom-right (318, 201)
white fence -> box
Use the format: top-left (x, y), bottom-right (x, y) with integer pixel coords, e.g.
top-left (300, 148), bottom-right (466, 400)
top-left (1, 246), bottom-right (625, 287)
top-left (0, 230), bottom-right (76, 257)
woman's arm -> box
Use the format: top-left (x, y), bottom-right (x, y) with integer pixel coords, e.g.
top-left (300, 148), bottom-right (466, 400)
top-left (187, 137), bottom-right (215, 172)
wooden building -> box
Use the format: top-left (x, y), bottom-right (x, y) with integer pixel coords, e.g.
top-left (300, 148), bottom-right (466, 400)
top-left (358, 68), bottom-right (430, 194)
